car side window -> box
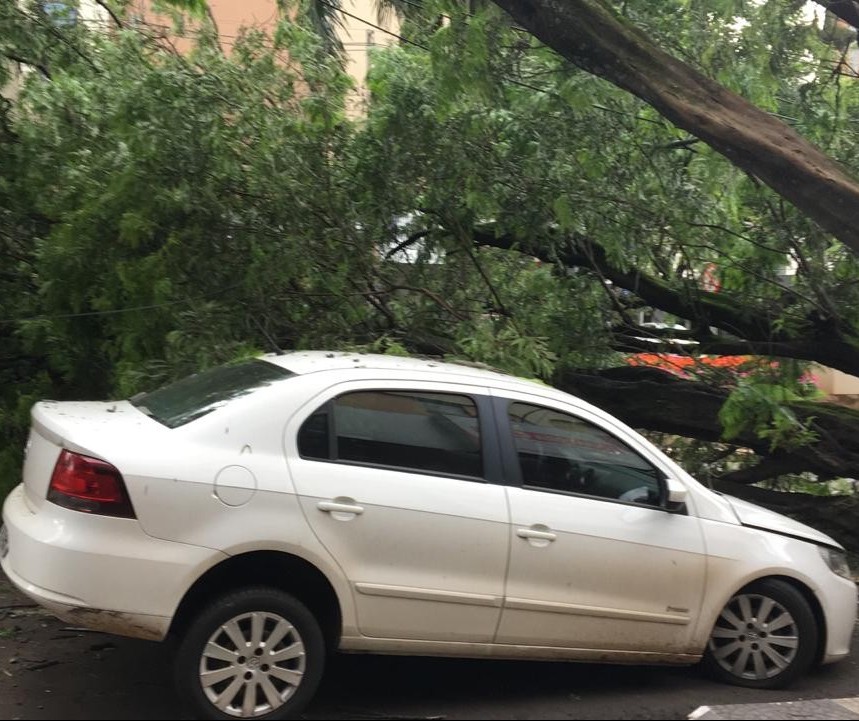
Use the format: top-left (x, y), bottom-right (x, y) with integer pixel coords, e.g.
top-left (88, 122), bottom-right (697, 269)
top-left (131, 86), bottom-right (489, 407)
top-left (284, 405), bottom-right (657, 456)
top-left (298, 390), bottom-right (483, 479)
top-left (297, 405), bottom-right (330, 460)
top-left (507, 402), bottom-right (663, 506)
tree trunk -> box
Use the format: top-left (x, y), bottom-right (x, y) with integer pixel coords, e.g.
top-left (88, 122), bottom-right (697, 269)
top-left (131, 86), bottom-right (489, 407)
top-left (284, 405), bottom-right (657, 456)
top-left (490, 0), bottom-right (859, 255)
top-left (553, 366), bottom-right (859, 481)
top-left (816, 1), bottom-right (859, 31)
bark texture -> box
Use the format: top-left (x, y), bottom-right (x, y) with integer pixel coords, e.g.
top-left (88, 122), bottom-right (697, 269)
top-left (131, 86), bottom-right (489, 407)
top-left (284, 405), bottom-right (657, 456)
top-left (490, 0), bottom-right (859, 255)
top-left (554, 365), bottom-right (859, 481)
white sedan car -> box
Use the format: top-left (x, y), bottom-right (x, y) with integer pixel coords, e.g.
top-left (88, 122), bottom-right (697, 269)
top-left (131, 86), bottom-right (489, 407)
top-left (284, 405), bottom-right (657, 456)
top-left (1, 351), bottom-right (855, 720)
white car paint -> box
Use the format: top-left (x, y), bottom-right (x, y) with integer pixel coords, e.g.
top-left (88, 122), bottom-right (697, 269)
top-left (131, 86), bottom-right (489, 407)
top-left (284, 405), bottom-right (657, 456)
top-left (282, 377), bottom-right (510, 643)
top-left (722, 494), bottom-right (834, 547)
top-left (1, 350), bottom-right (856, 679)
top-left (498, 486), bottom-right (707, 652)
top-left (2, 483), bottom-right (218, 639)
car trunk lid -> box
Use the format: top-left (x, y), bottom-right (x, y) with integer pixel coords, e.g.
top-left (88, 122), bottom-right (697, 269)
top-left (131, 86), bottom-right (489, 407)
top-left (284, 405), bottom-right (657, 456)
top-left (23, 400), bottom-right (162, 511)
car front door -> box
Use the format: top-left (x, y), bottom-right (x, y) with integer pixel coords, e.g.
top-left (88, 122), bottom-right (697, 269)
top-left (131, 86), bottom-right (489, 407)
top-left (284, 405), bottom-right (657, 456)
top-left (494, 392), bottom-right (708, 654)
top-left (285, 381), bottom-right (510, 643)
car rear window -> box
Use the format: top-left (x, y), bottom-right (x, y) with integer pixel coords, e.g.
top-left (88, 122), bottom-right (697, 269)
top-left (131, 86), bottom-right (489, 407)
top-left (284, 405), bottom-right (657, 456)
top-left (298, 390), bottom-right (483, 478)
top-left (130, 359), bottom-right (294, 428)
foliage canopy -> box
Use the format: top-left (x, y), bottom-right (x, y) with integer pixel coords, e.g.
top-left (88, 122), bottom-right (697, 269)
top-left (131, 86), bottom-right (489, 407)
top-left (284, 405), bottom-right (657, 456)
top-left (3, 0), bottom-right (859, 545)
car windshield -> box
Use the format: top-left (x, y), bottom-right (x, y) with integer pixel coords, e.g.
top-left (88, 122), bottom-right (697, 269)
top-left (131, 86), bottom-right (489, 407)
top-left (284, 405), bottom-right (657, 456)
top-left (130, 359), bottom-right (294, 428)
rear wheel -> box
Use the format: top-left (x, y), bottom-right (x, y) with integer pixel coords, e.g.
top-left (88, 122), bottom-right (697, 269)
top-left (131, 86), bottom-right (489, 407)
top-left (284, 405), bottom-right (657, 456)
top-left (175, 587), bottom-right (325, 719)
top-left (703, 579), bottom-right (818, 689)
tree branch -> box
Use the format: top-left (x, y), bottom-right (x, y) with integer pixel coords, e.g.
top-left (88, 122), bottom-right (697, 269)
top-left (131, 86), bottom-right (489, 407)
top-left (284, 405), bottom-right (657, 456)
top-left (384, 229), bottom-right (432, 259)
top-left (552, 366), bottom-right (859, 481)
top-left (471, 224), bottom-right (859, 376)
top-left (815, 1), bottom-right (859, 31)
top-left (490, 0), bottom-right (859, 256)
top-left (1, 52), bottom-right (51, 79)
top-left (19, 8), bottom-right (101, 73)
top-left (94, 0), bottom-right (123, 29)
top-left (716, 457), bottom-right (803, 486)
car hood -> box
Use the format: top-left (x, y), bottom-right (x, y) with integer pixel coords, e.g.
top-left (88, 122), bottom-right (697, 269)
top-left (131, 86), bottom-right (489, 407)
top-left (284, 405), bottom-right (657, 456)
top-left (723, 494), bottom-right (842, 549)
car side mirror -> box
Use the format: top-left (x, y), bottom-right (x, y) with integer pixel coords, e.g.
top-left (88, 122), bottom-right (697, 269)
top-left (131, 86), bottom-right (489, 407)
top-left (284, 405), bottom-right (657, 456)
top-left (665, 477), bottom-right (688, 513)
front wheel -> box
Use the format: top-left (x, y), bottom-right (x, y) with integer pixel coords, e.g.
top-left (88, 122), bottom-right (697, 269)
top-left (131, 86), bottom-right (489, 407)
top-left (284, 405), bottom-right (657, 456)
top-left (174, 587), bottom-right (325, 720)
top-left (703, 578), bottom-right (818, 689)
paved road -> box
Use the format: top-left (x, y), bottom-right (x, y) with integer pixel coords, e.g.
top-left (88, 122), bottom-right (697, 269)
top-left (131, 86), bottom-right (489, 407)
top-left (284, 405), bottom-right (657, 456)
top-left (1, 577), bottom-right (857, 720)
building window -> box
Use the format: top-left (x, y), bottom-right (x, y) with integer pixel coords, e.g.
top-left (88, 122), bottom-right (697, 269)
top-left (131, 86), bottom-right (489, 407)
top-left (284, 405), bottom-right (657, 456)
top-left (42, 2), bottom-right (78, 27)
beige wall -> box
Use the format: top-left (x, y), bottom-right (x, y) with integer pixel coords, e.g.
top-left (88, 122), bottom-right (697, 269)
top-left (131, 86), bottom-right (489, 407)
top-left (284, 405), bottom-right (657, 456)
top-left (79, 0), bottom-right (110, 26)
top-left (132, 0), bottom-right (397, 109)
top-left (208, 0), bottom-right (280, 36)
top-left (338, 0), bottom-right (399, 113)
top-left (814, 365), bottom-right (859, 396)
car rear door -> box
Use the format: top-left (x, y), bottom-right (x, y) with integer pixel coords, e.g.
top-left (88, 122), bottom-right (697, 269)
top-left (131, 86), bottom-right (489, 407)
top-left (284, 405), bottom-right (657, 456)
top-left (284, 380), bottom-right (510, 643)
top-left (493, 391), bottom-right (708, 654)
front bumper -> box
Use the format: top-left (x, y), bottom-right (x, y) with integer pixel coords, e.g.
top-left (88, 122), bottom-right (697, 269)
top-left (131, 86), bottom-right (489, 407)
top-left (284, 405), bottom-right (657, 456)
top-left (819, 572), bottom-right (858, 665)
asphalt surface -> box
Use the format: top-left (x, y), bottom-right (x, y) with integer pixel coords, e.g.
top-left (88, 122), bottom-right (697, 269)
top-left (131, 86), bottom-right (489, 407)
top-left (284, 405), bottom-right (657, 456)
top-left (0, 576), bottom-right (857, 720)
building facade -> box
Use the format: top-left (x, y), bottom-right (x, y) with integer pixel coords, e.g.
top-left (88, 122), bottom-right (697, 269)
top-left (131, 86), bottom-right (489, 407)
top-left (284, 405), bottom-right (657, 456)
top-left (128, 0), bottom-right (398, 113)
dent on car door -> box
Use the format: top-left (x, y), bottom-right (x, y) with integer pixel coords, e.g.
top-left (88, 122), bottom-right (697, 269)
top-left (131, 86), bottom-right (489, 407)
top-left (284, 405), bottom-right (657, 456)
top-left (495, 396), bottom-right (708, 654)
top-left (285, 385), bottom-right (511, 643)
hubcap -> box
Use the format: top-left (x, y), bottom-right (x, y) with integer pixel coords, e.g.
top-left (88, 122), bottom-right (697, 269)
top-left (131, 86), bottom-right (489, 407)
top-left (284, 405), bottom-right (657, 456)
top-left (199, 611), bottom-right (306, 718)
top-left (709, 593), bottom-right (799, 680)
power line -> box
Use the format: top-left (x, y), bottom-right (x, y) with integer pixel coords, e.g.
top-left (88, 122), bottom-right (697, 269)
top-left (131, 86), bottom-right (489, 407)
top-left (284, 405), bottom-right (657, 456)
top-left (0, 300), bottom-right (189, 325)
top-left (68, 13), bottom-right (394, 52)
top-left (314, 0), bottom-right (561, 98)
top-left (389, 0), bottom-right (530, 34)
top-left (31, 2), bottom-right (553, 95)
top-left (316, 0), bottom-right (428, 50)
top-left (0, 282), bottom-right (245, 326)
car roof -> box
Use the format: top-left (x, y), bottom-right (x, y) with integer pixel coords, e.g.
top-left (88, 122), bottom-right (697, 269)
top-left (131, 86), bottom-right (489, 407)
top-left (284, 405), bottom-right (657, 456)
top-left (260, 350), bottom-right (545, 390)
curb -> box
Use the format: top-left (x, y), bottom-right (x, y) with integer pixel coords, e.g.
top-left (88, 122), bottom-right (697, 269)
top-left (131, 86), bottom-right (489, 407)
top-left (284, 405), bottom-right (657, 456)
top-left (689, 698), bottom-right (859, 720)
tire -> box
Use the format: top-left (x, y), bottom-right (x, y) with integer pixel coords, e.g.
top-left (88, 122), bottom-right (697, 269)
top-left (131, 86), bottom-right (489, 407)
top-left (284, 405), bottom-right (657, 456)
top-left (702, 578), bottom-right (818, 689)
top-left (174, 587), bottom-right (325, 720)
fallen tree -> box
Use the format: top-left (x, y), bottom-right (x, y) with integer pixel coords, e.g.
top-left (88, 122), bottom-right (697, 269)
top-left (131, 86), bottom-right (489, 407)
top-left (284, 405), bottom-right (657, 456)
top-left (490, 0), bottom-right (859, 254)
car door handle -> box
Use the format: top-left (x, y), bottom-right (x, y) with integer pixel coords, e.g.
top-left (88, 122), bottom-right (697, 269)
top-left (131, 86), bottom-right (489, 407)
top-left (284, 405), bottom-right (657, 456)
top-left (317, 501), bottom-right (365, 515)
top-left (516, 528), bottom-right (557, 542)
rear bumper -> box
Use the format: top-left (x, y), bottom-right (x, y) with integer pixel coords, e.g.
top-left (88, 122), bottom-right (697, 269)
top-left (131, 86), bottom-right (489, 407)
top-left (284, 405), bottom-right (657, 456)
top-left (1, 558), bottom-right (169, 640)
top-left (1, 484), bottom-right (225, 641)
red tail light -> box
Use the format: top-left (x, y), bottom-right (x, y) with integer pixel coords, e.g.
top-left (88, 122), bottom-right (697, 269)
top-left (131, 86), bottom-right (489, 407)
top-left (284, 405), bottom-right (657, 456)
top-left (48, 450), bottom-right (136, 518)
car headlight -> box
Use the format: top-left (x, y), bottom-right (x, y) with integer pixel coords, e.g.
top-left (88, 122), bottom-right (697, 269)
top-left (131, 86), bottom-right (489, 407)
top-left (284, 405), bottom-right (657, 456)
top-left (819, 546), bottom-right (853, 580)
